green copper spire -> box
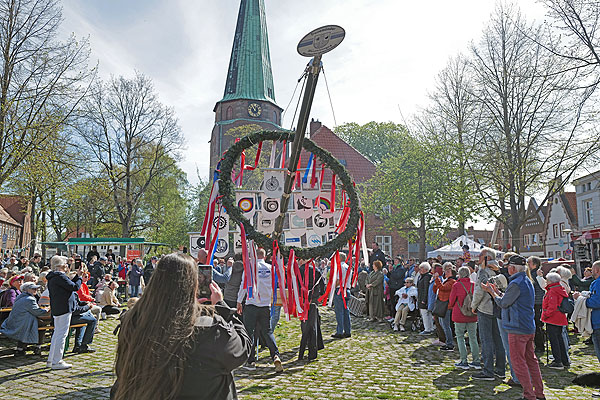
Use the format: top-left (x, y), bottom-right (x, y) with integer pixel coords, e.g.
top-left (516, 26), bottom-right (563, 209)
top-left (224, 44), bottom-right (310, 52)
top-left (220, 0), bottom-right (277, 104)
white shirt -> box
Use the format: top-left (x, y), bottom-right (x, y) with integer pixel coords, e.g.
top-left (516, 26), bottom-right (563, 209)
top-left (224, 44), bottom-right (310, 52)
top-left (237, 258), bottom-right (273, 307)
top-left (338, 262), bottom-right (353, 289)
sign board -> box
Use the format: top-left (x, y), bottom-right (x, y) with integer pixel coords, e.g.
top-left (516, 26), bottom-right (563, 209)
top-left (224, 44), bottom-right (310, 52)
top-left (126, 249), bottom-right (141, 262)
top-left (297, 25), bottom-right (345, 57)
top-left (189, 234), bottom-right (206, 258)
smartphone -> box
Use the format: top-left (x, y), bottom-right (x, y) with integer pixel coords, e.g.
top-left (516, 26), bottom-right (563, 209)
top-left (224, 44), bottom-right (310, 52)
top-left (198, 264), bottom-right (213, 300)
top-left (74, 259), bottom-right (82, 269)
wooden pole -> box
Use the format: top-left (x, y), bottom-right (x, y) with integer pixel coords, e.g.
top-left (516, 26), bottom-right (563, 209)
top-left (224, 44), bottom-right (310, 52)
top-left (273, 55), bottom-right (322, 239)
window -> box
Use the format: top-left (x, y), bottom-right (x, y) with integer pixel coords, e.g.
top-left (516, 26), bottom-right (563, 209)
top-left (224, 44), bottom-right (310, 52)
top-left (585, 200), bottom-right (594, 225)
top-left (555, 251), bottom-right (562, 259)
top-left (226, 106), bottom-right (233, 120)
top-left (587, 182), bottom-right (592, 191)
top-left (553, 224), bottom-right (559, 238)
top-left (273, 111), bottom-right (278, 124)
top-left (375, 235), bottom-right (392, 257)
top-left (559, 222), bottom-right (565, 237)
top-left (523, 234), bottom-right (529, 247)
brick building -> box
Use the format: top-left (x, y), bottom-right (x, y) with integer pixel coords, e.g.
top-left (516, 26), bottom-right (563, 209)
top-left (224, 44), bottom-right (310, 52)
top-left (0, 195), bottom-right (31, 254)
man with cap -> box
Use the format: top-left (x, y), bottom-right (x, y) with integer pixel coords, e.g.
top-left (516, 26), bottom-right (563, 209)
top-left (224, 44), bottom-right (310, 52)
top-left (0, 281), bottom-right (49, 355)
top-left (483, 254), bottom-right (545, 400)
top-left (90, 256), bottom-right (109, 288)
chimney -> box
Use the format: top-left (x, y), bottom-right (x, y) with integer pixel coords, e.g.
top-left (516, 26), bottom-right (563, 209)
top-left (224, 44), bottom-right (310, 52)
top-left (309, 118), bottom-right (322, 136)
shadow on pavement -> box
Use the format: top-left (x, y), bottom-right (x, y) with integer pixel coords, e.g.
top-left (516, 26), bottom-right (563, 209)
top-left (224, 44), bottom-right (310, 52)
top-left (50, 387), bottom-right (112, 400)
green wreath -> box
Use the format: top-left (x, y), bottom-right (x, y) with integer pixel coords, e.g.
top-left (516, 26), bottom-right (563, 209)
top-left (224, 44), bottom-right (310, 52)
top-left (219, 130), bottom-right (361, 259)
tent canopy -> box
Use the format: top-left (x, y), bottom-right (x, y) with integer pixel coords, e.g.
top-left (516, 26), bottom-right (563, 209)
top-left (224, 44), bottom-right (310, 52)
top-left (427, 235), bottom-right (502, 260)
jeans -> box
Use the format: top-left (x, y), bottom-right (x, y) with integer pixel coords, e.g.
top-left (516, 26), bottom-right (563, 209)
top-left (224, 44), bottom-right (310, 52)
top-left (48, 313), bottom-right (71, 365)
top-left (440, 310), bottom-right (454, 347)
top-left (592, 328), bottom-right (600, 363)
top-left (72, 311), bottom-right (97, 348)
top-left (420, 309), bottom-right (434, 332)
top-left (129, 285), bottom-right (140, 297)
top-left (561, 325), bottom-right (571, 364)
top-left (547, 323), bottom-right (569, 366)
top-left (270, 305), bottom-right (282, 332)
top-left (454, 321), bottom-right (480, 364)
top-left (333, 289), bottom-right (351, 335)
top-left (497, 319), bottom-right (519, 383)
top-left (478, 311), bottom-right (505, 377)
top-left (243, 304), bottom-right (280, 363)
top-left (509, 333), bottom-right (545, 400)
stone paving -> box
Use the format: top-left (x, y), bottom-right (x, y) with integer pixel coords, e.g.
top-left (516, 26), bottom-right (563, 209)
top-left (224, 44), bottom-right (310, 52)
top-left (0, 308), bottom-right (599, 399)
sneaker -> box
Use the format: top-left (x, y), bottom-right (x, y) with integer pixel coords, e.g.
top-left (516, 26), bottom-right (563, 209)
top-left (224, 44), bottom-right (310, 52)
top-left (101, 312), bottom-right (107, 320)
top-left (505, 378), bottom-right (521, 387)
top-left (547, 361), bottom-right (563, 370)
top-left (469, 362), bottom-right (482, 370)
top-left (331, 333), bottom-right (344, 339)
top-left (455, 361), bottom-right (470, 369)
top-left (78, 347), bottom-right (96, 353)
top-left (441, 345), bottom-right (454, 351)
top-left (494, 372), bottom-right (506, 379)
top-left (399, 325), bottom-right (406, 332)
top-left (592, 392), bottom-right (600, 398)
top-left (432, 339), bottom-right (444, 346)
top-left (419, 330), bottom-right (433, 335)
top-left (13, 349), bottom-right (26, 356)
top-left (46, 361), bottom-right (52, 368)
top-left (32, 347), bottom-right (42, 356)
top-left (392, 325), bottom-right (399, 331)
top-left (472, 372), bottom-right (495, 381)
top-left (242, 362), bottom-right (256, 371)
top-left (273, 355), bottom-right (283, 372)
top-left (342, 333), bottom-right (351, 338)
top-left (51, 361), bottom-right (72, 370)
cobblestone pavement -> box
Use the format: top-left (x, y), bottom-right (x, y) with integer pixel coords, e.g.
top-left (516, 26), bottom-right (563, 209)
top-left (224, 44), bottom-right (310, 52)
top-left (0, 308), bottom-right (599, 399)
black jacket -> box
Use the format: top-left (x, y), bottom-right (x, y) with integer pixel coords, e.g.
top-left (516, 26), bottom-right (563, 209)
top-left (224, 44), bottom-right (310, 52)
top-left (388, 266), bottom-right (406, 291)
top-left (299, 263), bottom-right (324, 303)
top-left (369, 248), bottom-right (387, 269)
top-left (111, 302), bottom-right (250, 400)
top-left (417, 272), bottom-right (432, 309)
top-left (47, 271), bottom-right (82, 316)
top-left (143, 265), bottom-right (155, 285)
top-left (71, 292), bottom-right (91, 316)
top-left (531, 268), bottom-right (545, 306)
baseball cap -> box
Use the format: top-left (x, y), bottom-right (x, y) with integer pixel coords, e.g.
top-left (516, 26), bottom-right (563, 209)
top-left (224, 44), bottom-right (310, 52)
top-left (99, 256), bottom-right (108, 261)
top-left (21, 282), bottom-right (41, 291)
top-left (508, 255), bottom-right (527, 266)
top-left (9, 275), bottom-right (24, 286)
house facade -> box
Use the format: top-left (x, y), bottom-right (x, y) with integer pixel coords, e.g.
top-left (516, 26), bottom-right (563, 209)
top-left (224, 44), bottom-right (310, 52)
top-left (572, 171), bottom-right (600, 267)
top-left (544, 192), bottom-right (578, 259)
top-left (489, 198), bottom-right (546, 256)
top-left (0, 195), bottom-right (31, 255)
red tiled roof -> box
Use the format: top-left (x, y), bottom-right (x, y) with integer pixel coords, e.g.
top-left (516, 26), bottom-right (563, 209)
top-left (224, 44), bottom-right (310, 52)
top-left (0, 204), bottom-right (21, 226)
top-left (299, 125), bottom-right (376, 184)
top-left (562, 192), bottom-right (578, 226)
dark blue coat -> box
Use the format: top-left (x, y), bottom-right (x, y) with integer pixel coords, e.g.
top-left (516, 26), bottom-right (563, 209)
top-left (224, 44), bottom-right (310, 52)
top-left (47, 271), bottom-right (82, 316)
top-left (586, 276), bottom-right (600, 330)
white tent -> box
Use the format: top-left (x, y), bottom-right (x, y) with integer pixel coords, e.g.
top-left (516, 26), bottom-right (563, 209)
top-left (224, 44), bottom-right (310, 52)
top-left (427, 235), bottom-right (502, 260)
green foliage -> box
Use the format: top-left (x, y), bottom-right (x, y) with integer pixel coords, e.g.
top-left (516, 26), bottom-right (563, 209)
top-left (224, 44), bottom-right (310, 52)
top-left (335, 122), bottom-right (409, 164)
top-left (223, 124), bottom-right (273, 190)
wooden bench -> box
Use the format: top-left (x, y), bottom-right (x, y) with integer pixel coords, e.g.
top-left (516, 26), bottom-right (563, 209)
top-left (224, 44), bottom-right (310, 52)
top-left (0, 307), bottom-right (12, 313)
top-left (39, 323), bottom-right (88, 352)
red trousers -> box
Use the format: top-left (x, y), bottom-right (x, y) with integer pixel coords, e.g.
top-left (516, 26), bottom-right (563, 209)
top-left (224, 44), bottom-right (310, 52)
top-left (508, 333), bottom-right (545, 400)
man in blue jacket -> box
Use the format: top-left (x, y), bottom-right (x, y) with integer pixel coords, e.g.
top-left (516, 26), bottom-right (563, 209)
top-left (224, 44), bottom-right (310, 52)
top-left (483, 254), bottom-right (545, 400)
top-left (585, 261), bottom-right (600, 363)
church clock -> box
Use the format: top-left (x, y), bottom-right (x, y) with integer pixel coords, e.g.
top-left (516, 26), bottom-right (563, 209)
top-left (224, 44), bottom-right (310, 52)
top-left (248, 103), bottom-right (262, 117)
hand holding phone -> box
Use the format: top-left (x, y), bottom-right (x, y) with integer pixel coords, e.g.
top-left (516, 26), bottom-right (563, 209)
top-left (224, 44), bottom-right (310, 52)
top-left (197, 264), bottom-right (213, 301)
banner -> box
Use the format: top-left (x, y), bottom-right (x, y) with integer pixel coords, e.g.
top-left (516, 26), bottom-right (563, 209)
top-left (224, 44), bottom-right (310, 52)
top-left (214, 237), bottom-right (229, 258)
top-left (235, 191), bottom-right (256, 219)
top-left (189, 234), bottom-right (206, 258)
top-left (263, 168), bottom-right (285, 198)
top-left (262, 197), bottom-right (281, 219)
top-left (306, 231), bottom-right (323, 247)
top-left (295, 193), bottom-right (313, 219)
top-left (317, 192), bottom-right (334, 217)
top-left (312, 213), bottom-right (329, 235)
top-left (257, 212), bottom-right (275, 234)
top-left (212, 211), bottom-right (229, 239)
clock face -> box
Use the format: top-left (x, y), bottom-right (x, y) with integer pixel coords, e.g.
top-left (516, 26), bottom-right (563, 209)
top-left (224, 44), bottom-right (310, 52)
top-left (248, 103), bottom-right (262, 117)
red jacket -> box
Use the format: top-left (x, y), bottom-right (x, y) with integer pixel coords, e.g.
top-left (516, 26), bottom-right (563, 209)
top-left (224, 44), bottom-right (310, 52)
top-left (77, 283), bottom-right (95, 303)
top-left (449, 277), bottom-right (477, 323)
top-left (541, 281), bottom-right (568, 326)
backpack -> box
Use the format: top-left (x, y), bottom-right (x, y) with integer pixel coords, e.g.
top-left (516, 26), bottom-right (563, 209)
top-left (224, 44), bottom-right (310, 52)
top-left (558, 296), bottom-right (574, 314)
top-left (458, 280), bottom-right (475, 317)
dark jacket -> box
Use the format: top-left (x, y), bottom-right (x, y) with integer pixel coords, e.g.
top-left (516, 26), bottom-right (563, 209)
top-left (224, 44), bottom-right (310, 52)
top-left (127, 264), bottom-right (143, 286)
top-left (143, 265), bottom-right (155, 285)
top-left (47, 271), bottom-right (82, 316)
top-left (71, 292), bottom-right (91, 317)
top-left (224, 261), bottom-right (244, 303)
top-left (494, 271), bottom-right (535, 335)
top-left (111, 302), bottom-right (250, 400)
top-left (369, 248), bottom-right (387, 269)
top-left (388, 265), bottom-right (406, 292)
top-left (417, 272), bottom-right (432, 309)
top-left (299, 263), bottom-right (324, 303)
top-left (531, 267), bottom-right (545, 305)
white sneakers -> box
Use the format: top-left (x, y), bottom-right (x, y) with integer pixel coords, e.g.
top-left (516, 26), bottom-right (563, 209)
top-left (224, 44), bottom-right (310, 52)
top-left (47, 360), bottom-right (72, 370)
top-left (392, 324), bottom-right (399, 331)
top-left (273, 355), bottom-right (284, 372)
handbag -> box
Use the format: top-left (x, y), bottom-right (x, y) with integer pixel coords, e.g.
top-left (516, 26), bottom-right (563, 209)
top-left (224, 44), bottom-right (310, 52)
top-left (432, 298), bottom-right (449, 317)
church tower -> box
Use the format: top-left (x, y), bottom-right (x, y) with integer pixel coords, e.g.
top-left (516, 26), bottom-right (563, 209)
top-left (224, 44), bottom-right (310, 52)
top-left (210, 0), bottom-right (283, 172)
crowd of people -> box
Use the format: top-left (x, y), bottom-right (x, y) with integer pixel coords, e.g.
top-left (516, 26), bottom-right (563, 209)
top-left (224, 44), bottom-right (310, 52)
top-left (1, 242), bottom-right (600, 400)
top-left (0, 247), bottom-right (161, 370)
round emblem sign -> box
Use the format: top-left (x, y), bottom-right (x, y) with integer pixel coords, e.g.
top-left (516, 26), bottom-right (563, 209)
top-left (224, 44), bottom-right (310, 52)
top-left (297, 25), bottom-right (345, 57)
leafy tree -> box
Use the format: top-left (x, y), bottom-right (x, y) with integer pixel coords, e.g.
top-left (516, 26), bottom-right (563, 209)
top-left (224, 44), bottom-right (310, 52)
top-left (335, 122), bottom-right (409, 164)
top-left (77, 72), bottom-right (183, 237)
top-left (364, 134), bottom-right (463, 260)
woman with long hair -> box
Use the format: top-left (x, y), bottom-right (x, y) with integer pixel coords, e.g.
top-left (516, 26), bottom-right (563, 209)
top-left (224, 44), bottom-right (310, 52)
top-left (112, 253), bottom-right (250, 400)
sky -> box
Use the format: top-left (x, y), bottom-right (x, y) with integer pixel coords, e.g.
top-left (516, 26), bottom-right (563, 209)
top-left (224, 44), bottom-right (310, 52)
top-left (59, 0), bottom-right (548, 227)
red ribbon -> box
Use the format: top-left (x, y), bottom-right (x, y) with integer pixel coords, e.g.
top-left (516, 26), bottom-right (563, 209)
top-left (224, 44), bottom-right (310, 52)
top-left (330, 174), bottom-right (336, 212)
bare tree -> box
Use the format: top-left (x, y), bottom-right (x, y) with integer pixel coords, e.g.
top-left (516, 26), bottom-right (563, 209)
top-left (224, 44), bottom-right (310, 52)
top-left (467, 4), bottom-right (600, 252)
top-left (0, 0), bottom-right (94, 187)
top-left (78, 73), bottom-right (183, 237)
